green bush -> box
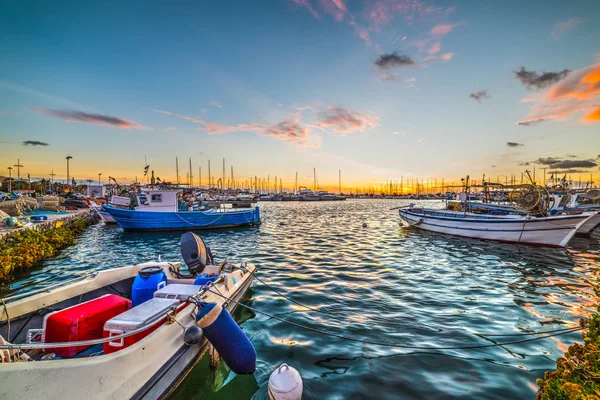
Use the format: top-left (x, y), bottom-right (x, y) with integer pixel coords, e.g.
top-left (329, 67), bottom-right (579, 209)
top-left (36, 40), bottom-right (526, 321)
top-left (536, 314), bottom-right (600, 400)
top-left (0, 215), bottom-right (97, 282)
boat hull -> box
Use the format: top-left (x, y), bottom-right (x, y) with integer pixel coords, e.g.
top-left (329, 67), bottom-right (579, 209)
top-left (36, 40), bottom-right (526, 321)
top-left (102, 205), bottom-right (261, 231)
top-left (0, 263), bottom-right (255, 400)
top-left (399, 208), bottom-right (593, 247)
top-left (98, 211), bottom-right (117, 224)
top-left (575, 212), bottom-right (600, 236)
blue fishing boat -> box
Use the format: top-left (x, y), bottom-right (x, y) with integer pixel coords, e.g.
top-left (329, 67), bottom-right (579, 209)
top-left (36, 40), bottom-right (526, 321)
top-left (102, 189), bottom-right (260, 231)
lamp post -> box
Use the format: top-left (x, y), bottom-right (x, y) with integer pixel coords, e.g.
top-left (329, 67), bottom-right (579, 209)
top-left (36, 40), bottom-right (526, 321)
top-left (14, 159), bottom-right (23, 193)
top-left (66, 156), bottom-right (73, 187)
top-left (7, 166), bottom-right (12, 192)
top-left (98, 172), bottom-right (102, 186)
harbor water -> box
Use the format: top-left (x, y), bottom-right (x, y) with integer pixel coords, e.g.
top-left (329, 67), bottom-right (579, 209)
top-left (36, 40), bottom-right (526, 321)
top-left (2, 200), bottom-right (600, 399)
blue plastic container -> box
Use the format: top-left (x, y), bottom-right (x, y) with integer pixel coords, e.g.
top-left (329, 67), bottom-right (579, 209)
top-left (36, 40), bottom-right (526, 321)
top-left (196, 302), bottom-right (256, 374)
top-left (132, 266), bottom-right (167, 307)
top-left (31, 215), bottom-right (48, 222)
top-left (194, 275), bottom-right (219, 286)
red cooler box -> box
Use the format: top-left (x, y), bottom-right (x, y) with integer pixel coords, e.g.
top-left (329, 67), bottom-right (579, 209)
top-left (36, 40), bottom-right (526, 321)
top-left (43, 294), bottom-right (132, 357)
top-left (103, 297), bottom-right (179, 354)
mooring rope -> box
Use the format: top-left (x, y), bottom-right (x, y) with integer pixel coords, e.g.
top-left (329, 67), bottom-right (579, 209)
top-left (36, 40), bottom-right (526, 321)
top-left (244, 267), bottom-right (583, 338)
top-left (206, 288), bottom-right (585, 351)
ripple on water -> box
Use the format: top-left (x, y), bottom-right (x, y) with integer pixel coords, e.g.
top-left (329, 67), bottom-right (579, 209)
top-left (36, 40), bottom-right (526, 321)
top-left (2, 200), bottom-right (599, 399)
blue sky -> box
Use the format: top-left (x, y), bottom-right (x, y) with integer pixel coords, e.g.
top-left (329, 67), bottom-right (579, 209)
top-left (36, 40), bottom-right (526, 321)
top-left (1, 0), bottom-right (599, 189)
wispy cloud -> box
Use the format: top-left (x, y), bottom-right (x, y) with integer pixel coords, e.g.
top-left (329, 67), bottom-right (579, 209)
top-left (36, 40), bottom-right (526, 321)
top-left (37, 109), bottom-right (149, 130)
top-left (469, 90), bottom-right (490, 103)
top-left (209, 101), bottom-right (223, 108)
top-left (290, 0), bottom-right (319, 19)
top-left (513, 66), bottom-right (570, 90)
top-left (551, 17), bottom-right (583, 39)
top-left (517, 62), bottom-right (600, 126)
top-left (392, 130), bottom-right (408, 135)
top-left (316, 106), bottom-right (378, 135)
top-left (22, 140), bottom-right (49, 146)
top-left (430, 23), bottom-right (460, 36)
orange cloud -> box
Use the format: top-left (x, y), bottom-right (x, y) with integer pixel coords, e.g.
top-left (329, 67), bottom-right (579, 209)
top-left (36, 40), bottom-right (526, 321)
top-left (518, 62), bottom-right (600, 125)
top-left (581, 107), bottom-right (600, 124)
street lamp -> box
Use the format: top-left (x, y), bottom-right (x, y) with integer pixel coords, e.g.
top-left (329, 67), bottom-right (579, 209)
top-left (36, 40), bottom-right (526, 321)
top-left (7, 166), bottom-right (12, 192)
top-left (66, 156), bottom-right (73, 187)
top-left (13, 159), bottom-right (23, 193)
top-left (98, 172), bottom-right (102, 186)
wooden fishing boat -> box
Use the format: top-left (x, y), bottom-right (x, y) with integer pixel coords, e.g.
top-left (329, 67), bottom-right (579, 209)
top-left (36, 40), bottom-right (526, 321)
top-left (0, 234), bottom-right (256, 399)
top-left (398, 207), bottom-right (594, 247)
top-left (101, 189), bottom-right (260, 231)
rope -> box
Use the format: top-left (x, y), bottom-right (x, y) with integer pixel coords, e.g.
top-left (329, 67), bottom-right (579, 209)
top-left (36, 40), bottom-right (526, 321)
top-left (244, 267), bottom-right (345, 317)
top-left (206, 288), bottom-right (584, 351)
top-left (172, 207), bottom-right (257, 228)
top-left (246, 268), bottom-right (582, 338)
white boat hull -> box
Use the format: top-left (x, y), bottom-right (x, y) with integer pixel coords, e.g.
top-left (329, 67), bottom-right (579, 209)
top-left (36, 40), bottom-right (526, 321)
top-left (399, 208), bottom-right (594, 247)
top-left (99, 211), bottom-right (117, 224)
top-left (576, 212), bottom-right (600, 235)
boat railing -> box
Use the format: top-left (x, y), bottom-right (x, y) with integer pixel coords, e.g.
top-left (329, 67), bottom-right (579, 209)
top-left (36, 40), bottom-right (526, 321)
top-left (1, 272), bottom-right (98, 304)
top-left (0, 282), bottom-right (215, 352)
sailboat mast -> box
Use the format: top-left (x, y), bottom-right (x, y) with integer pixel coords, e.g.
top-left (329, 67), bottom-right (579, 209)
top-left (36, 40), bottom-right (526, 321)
top-left (208, 160), bottom-right (211, 188)
top-left (189, 158), bottom-right (192, 188)
top-left (175, 157), bottom-right (180, 186)
top-left (222, 158), bottom-right (225, 190)
top-left (313, 168), bottom-right (316, 191)
top-left (339, 169), bottom-right (341, 194)
top-left (294, 172), bottom-right (298, 193)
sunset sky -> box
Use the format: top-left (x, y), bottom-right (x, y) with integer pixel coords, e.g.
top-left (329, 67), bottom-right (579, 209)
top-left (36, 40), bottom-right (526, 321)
top-left (1, 0), bottom-right (599, 190)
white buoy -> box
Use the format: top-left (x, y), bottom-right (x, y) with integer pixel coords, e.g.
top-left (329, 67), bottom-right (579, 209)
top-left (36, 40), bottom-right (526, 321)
top-left (268, 363), bottom-right (303, 400)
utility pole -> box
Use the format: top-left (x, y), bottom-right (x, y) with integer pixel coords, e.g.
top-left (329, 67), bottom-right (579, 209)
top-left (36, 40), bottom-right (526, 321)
top-left (14, 159), bottom-right (23, 193)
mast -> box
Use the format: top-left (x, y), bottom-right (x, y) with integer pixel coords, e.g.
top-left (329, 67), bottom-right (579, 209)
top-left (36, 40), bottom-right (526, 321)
top-left (313, 168), bottom-right (316, 191)
top-left (175, 157), bottom-right (180, 186)
top-left (294, 172), bottom-right (298, 193)
top-left (222, 158), bottom-right (225, 191)
top-left (199, 167), bottom-right (202, 188)
top-left (339, 169), bottom-right (341, 194)
top-left (189, 158), bottom-right (193, 188)
top-left (231, 166), bottom-right (234, 190)
top-left (208, 160), bottom-right (211, 188)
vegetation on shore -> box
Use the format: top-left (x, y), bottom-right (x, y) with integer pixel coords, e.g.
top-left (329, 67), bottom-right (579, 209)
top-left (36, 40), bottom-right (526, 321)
top-left (0, 215), bottom-right (97, 282)
top-left (536, 310), bottom-right (600, 399)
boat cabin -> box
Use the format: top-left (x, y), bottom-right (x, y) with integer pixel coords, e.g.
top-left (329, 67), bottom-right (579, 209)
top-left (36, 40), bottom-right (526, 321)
top-left (135, 189), bottom-right (183, 212)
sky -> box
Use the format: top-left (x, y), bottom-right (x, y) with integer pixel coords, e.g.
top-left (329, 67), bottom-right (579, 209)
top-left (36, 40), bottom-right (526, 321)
top-left (0, 0), bottom-right (599, 191)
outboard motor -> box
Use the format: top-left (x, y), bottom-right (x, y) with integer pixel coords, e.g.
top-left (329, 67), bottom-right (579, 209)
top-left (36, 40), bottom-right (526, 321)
top-left (180, 232), bottom-right (214, 275)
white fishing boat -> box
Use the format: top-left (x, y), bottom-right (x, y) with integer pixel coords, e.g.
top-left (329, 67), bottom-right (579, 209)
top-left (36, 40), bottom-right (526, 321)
top-left (0, 233), bottom-right (256, 399)
top-left (398, 206), bottom-right (594, 247)
top-left (298, 188), bottom-right (319, 201)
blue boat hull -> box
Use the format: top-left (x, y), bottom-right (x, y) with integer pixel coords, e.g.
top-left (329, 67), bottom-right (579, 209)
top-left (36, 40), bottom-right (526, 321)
top-left (102, 205), bottom-right (261, 231)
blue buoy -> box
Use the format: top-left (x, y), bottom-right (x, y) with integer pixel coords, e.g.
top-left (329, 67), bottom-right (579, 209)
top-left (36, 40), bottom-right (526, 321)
top-left (193, 275), bottom-right (219, 286)
top-left (132, 266), bottom-right (167, 307)
top-left (196, 302), bottom-right (256, 375)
